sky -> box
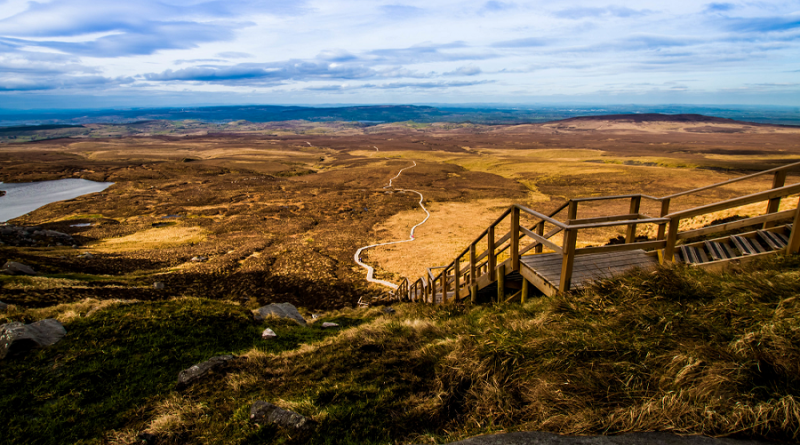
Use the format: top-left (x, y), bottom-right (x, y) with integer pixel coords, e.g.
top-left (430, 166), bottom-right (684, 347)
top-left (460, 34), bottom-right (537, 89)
top-left (0, 0), bottom-right (798, 109)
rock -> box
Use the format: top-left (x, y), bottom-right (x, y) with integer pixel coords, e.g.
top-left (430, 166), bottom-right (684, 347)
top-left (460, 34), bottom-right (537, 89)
top-left (0, 319), bottom-right (67, 360)
top-left (2, 261), bottom-right (37, 276)
top-left (249, 401), bottom-right (318, 434)
top-left (261, 328), bottom-right (277, 339)
top-left (321, 322), bottom-right (339, 328)
top-left (153, 282), bottom-right (165, 290)
top-left (382, 307), bottom-right (396, 315)
top-left (176, 355), bottom-right (237, 390)
top-left (77, 252), bottom-right (94, 259)
top-left (254, 303), bottom-right (307, 326)
top-left (137, 431), bottom-right (159, 443)
top-left (190, 256), bottom-right (208, 262)
top-left (0, 301), bottom-right (6, 311)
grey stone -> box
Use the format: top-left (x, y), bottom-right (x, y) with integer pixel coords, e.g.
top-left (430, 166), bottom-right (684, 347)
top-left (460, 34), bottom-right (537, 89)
top-left (77, 252), bottom-right (94, 259)
top-left (382, 306), bottom-right (396, 315)
top-left (176, 355), bottom-right (237, 390)
top-left (2, 261), bottom-right (37, 276)
top-left (431, 432), bottom-right (772, 445)
top-left (0, 319), bottom-right (67, 360)
top-left (153, 282), bottom-right (165, 290)
top-left (0, 301), bottom-right (7, 312)
top-left (321, 322), bottom-right (339, 328)
top-left (254, 303), bottom-right (307, 326)
top-left (249, 401), bottom-right (317, 434)
top-left (261, 328), bottom-right (277, 339)
top-left (190, 256), bottom-right (208, 262)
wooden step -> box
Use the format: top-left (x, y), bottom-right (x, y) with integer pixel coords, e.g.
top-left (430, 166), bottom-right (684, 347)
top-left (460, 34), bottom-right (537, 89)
top-left (678, 245), bottom-right (708, 264)
top-left (730, 235), bottom-right (766, 255)
top-left (704, 240), bottom-right (736, 261)
top-left (757, 230), bottom-right (789, 250)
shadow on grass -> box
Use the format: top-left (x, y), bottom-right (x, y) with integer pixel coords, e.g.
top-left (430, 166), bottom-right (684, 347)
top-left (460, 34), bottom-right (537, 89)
top-left (0, 298), bottom-right (367, 445)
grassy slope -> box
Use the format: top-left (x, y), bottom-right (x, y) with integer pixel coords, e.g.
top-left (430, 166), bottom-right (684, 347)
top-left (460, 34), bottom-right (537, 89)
top-left (2, 255), bottom-right (800, 445)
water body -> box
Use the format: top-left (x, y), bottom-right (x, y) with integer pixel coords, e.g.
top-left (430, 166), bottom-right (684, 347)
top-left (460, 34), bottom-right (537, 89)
top-left (0, 178), bottom-right (113, 222)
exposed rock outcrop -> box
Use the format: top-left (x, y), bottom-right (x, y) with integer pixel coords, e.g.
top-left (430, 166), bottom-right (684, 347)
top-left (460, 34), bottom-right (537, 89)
top-left (176, 354), bottom-right (238, 390)
top-left (254, 303), bottom-right (307, 326)
top-left (2, 261), bottom-right (37, 276)
top-left (249, 401), bottom-right (317, 435)
top-left (0, 225), bottom-right (77, 247)
top-left (0, 319), bottom-right (67, 359)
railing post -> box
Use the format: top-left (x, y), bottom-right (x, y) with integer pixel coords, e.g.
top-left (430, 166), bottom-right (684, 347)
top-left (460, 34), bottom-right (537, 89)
top-left (786, 196), bottom-right (800, 254)
top-left (664, 216), bottom-right (680, 263)
top-left (470, 285), bottom-right (477, 303)
top-left (567, 200), bottom-right (578, 222)
top-left (488, 225), bottom-right (496, 281)
top-left (626, 196), bottom-right (641, 243)
top-left (511, 206), bottom-right (520, 271)
top-left (765, 170), bottom-right (788, 229)
top-left (521, 278), bottom-right (529, 304)
top-left (535, 221), bottom-right (544, 254)
top-left (497, 263), bottom-right (505, 303)
top-left (469, 243), bottom-right (477, 284)
top-left (428, 276), bottom-right (434, 304)
top-left (441, 268), bottom-right (448, 305)
top-left (559, 228), bottom-right (577, 293)
top-left (454, 256), bottom-right (461, 301)
top-left (657, 198), bottom-right (671, 240)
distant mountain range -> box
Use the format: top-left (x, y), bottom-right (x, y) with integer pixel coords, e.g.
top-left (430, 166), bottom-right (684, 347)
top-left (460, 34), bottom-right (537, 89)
top-left (1, 104), bottom-right (799, 127)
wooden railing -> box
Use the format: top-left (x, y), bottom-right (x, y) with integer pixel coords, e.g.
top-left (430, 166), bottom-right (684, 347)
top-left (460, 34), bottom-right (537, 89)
top-left (399, 161), bottom-right (800, 303)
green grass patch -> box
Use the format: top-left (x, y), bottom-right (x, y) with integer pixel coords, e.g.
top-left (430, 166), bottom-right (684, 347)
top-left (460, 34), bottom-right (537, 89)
top-left (3, 256), bottom-right (800, 444)
top-left (0, 298), bottom-right (364, 445)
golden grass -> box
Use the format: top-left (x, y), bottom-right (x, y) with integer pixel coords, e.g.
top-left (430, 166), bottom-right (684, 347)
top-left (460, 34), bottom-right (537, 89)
top-left (9, 298), bottom-right (140, 323)
top-left (368, 198), bottom-right (512, 280)
top-left (93, 226), bottom-right (207, 252)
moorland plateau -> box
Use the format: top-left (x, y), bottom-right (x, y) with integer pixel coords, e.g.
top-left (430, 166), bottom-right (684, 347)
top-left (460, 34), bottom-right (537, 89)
top-left (1, 114), bottom-right (800, 444)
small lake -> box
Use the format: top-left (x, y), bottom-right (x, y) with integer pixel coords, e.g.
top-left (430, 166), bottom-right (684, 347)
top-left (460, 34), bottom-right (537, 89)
top-left (0, 178), bottom-right (114, 222)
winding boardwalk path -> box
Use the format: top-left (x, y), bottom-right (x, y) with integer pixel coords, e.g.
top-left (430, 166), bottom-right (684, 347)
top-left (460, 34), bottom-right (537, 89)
top-left (354, 148), bottom-right (430, 290)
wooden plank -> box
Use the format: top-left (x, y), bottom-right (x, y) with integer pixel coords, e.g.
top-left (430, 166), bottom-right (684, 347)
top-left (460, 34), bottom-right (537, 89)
top-left (662, 160), bottom-right (800, 200)
top-left (764, 170), bottom-right (788, 229)
top-left (626, 196), bottom-right (641, 243)
top-left (519, 226), bottom-right (564, 253)
top-left (571, 213), bottom-right (640, 225)
top-left (559, 229), bottom-right (577, 293)
top-left (511, 206), bottom-right (520, 271)
top-left (575, 240), bottom-right (666, 256)
top-left (669, 183), bottom-right (800, 220)
top-left (677, 209), bottom-right (795, 240)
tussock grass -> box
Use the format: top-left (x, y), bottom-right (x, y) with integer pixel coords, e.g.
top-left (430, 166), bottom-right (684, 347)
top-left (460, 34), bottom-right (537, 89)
top-left (93, 226), bottom-right (208, 251)
top-left (3, 257), bottom-right (799, 444)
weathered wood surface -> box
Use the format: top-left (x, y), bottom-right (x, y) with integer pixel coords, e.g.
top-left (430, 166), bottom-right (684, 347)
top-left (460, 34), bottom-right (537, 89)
top-left (522, 250), bottom-right (658, 291)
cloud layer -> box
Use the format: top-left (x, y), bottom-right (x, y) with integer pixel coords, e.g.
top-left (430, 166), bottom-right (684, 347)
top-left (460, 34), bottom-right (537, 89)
top-left (0, 0), bottom-right (798, 106)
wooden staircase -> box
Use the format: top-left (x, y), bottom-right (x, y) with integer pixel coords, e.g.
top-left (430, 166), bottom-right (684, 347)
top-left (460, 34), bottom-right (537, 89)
top-left (396, 161), bottom-right (800, 304)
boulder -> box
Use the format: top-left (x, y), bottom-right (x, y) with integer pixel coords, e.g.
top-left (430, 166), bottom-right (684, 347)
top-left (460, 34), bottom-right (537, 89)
top-left (321, 322), bottom-right (339, 328)
top-left (0, 301), bottom-right (7, 312)
top-left (190, 256), bottom-right (208, 262)
top-left (2, 261), bottom-right (37, 276)
top-left (261, 328), bottom-right (277, 339)
top-left (0, 319), bottom-right (67, 359)
top-left (153, 282), bottom-right (165, 290)
top-left (249, 401), bottom-right (318, 435)
top-left (77, 252), bottom-right (94, 259)
top-left (254, 303), bottom-right (307, 326)
top-left (176, 355), bottom-right (237, 390)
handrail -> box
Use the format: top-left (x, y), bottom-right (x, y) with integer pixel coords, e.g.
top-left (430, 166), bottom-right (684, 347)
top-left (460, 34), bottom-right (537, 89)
top-left (571, 193), bottom-right (660, 203)
top-left (667, 183), bottom-right (800, 219)
top-left (661, 160), bottom-right (800, 200)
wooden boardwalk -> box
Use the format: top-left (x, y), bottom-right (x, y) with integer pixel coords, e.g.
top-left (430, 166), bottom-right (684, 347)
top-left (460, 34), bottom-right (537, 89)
top-left (398, 161), bottom-right (800, 305)
top-left (521, 250), bottom-right (658, 294)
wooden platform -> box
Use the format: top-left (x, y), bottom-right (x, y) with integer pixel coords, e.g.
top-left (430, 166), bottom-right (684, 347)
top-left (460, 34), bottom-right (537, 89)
top-left (520, 250), bottom-right (658, 296)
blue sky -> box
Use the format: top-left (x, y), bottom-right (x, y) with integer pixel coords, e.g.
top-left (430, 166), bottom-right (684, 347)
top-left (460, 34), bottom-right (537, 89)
top-left (0, 0), bottom-right (798, 108)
